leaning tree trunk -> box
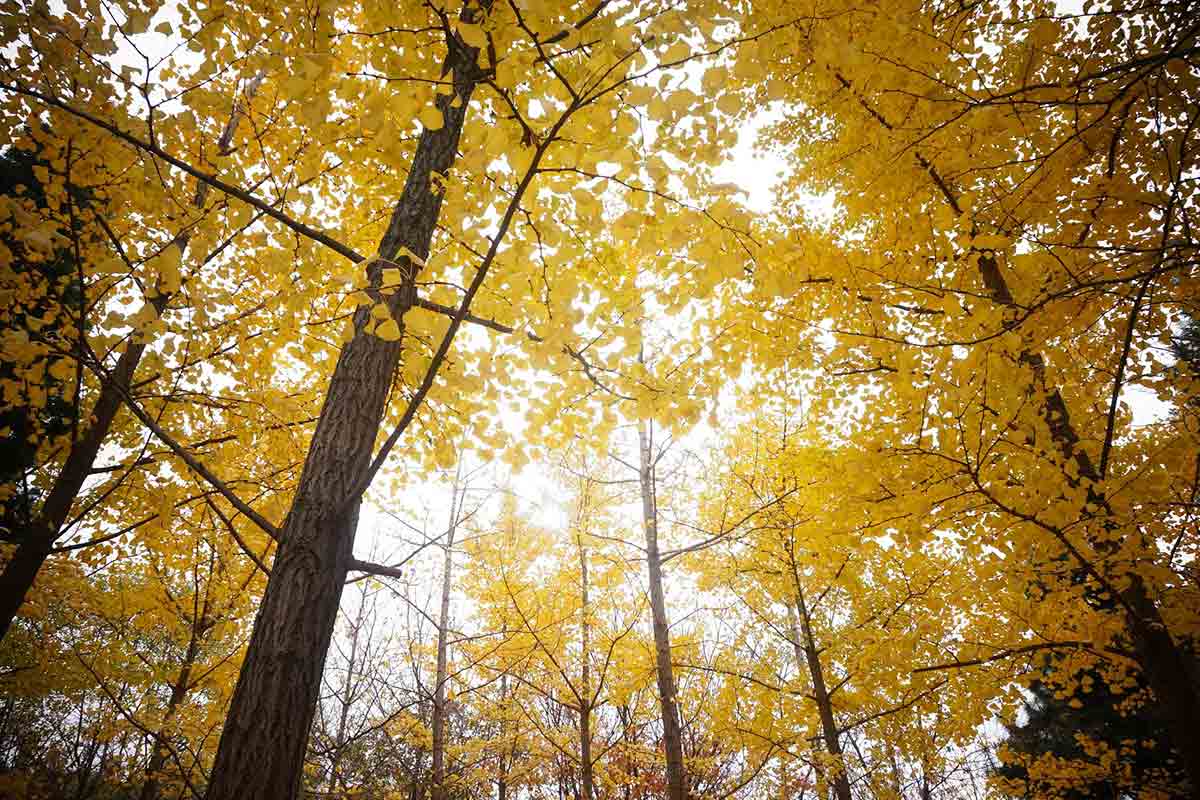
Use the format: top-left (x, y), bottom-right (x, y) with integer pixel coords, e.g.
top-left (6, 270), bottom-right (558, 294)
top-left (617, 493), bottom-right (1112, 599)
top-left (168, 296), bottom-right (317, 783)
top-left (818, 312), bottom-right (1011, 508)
top-left (975, 252), bottom-right (1200, 791)
top-left (0, 77), bottom-right (260, 642)
top-left (844, 67), bottom-right (1200, 779)
top-left (637, 420), bottom-right (688, 800)
top-left (203, 30), bottom-right (486, 800)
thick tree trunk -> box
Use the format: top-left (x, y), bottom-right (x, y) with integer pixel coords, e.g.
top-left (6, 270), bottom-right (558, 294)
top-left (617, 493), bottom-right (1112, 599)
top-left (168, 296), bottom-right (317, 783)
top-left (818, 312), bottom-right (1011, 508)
top-left (637, 421), bottom-right (688, 800)
top-left (203, 35), bottom-right (484, 800)
top-left (0, 76), bottom-right (260, 642)
top-left (786, 596), bottom-right (851, 800)
top-left (1121, 581), bottom-right (1200, 793)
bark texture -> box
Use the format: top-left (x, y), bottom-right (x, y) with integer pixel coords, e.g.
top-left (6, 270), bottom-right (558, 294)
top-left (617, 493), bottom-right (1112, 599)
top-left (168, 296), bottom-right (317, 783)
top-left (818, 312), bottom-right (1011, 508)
top-left (204, 34), bottom-right (484, 800)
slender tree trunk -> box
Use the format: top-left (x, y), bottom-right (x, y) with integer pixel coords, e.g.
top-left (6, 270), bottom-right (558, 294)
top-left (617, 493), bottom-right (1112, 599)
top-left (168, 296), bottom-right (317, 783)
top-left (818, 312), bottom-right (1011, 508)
top-left (577, 538), bottom-right (595, 800)
top-left (139, 632), bottom-right (200, 800)
top-left (786, 595), bottom-right (851, 800)
top-left (869, 95), bottom-right (1200, 784)
top-left (0, 76), bottom-right (261, 642)
top-left (617, 704), bottom-right (634, 800)
top-left (496, 672), bottom-right (509, 800)
top-left (0, 305), bottom-right (164, 645)
top-left (496, 624), bottom-right (511, 800)
top-left (637, 420), bottom-right (688, 800)
top-left (203, 31), bottom-right (486, 799)
top-left (326, 590), bottom-right (366, 798)
top-left (432, 468), bottom-right (462, 800)
top-left (888, 744), bottom-right (904, 799)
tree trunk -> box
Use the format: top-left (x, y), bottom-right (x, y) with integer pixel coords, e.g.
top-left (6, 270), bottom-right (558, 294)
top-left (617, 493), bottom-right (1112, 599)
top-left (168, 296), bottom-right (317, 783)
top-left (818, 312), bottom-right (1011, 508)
top-left (496, 671), bottom-right (509, 800)
top-left (0, 319), bottom-right (158, 641)
top-left (977, 253), bottom-right (1200, 793)
top-left (578, 538), bottom-right (595, 800)
top-left (0, 76), bottom-right (261, 642)
top-left (432, 469), bottom-right (462, 800)
top-left (496, 626), bottom-right (511, 800)
top-left (637, 420), bottom-right (688, 800)
top-left (786, 596), bottom-right (851, 800)
top-left (203, 33), bottom-right (484, 800)
top-left (139, 630), bottom-right (200, 800)
top-left (1120, 580), bottom-right (1200, 793)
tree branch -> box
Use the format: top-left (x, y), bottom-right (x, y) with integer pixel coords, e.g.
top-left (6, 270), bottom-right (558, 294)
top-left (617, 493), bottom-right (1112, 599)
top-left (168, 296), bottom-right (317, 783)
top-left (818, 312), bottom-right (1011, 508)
top-left (0, 81), bottom-right (365, 264)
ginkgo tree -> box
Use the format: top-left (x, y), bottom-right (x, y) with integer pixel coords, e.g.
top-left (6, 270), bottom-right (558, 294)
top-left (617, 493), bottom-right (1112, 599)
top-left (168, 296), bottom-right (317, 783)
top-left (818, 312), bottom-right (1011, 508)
top-left (728, 0), bottom-right (1200, 789)
top-left (687, 412), bottom-right (1007, 800)
top-left (3, 0), bottom-right (1198, 797)
top-left (3, 0), bottom-right (774, 796)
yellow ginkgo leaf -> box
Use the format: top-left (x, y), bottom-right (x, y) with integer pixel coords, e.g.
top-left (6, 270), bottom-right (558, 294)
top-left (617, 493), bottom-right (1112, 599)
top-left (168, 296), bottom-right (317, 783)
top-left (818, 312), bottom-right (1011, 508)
top-left (458, 23), bottom-right (487, 49)
top-left (419, 106), bottom-right (444, 130)
top-left (716, 92), bottom-right (741, 115)
top-left (376, 319), bottom-right (402, 341)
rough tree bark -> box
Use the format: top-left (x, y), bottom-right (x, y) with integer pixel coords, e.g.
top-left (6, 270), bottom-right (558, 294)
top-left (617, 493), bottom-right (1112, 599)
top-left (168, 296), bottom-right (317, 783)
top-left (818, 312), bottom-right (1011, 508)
top-left (637, 420), bottom-right (688, 800)
top-left (0, 76), bottom-right (261, 642)
top-left (203, 26), bottom-right (486, 800)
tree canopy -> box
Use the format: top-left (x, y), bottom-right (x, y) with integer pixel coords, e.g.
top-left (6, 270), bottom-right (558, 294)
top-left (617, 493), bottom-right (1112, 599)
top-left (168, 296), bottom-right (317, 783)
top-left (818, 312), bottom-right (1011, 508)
top-left (1, 0), bottom-right (1197, 799)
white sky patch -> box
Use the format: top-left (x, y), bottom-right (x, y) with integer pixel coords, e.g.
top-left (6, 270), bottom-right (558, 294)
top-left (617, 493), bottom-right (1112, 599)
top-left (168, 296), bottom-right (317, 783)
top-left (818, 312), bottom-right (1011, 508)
top-left (712, 108), bottom-right (786, 213)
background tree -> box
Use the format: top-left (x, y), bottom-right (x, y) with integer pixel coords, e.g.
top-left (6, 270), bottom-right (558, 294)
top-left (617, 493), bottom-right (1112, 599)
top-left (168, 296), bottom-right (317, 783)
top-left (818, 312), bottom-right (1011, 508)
top-left (994, 658), bottom-right (1188, 800)
top-left (0, 146), bottom-right (80, 543)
